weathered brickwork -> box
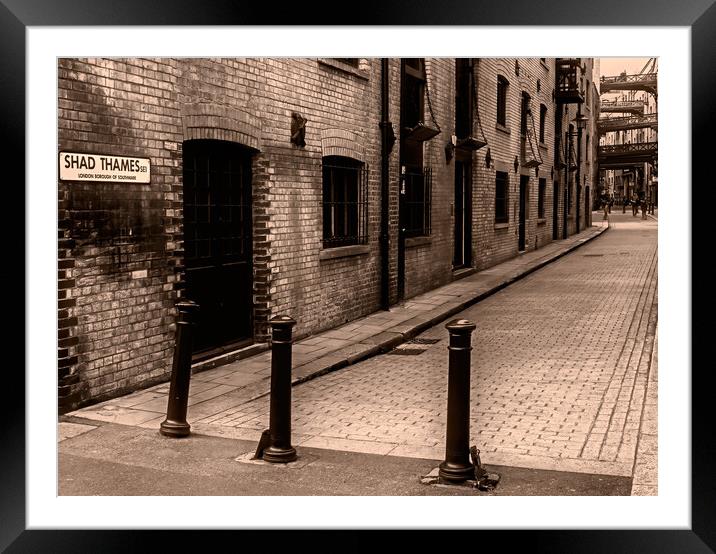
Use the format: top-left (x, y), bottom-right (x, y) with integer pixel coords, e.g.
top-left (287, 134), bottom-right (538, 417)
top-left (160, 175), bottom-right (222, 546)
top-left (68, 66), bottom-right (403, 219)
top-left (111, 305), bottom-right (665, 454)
top-left (402, 58), bottom-right (456, 298)
top-left (470, 58), bottom-right (558, 269)
top-left (58, 57), bottom-right (597, 408)
top-left (557, 58), bottom-right (596, 237)
top-left (58, 58), bottom-right (183, 411)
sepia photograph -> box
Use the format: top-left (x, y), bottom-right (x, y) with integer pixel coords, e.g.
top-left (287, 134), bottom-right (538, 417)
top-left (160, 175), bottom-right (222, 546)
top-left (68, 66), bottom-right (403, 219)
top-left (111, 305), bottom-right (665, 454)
top-left (8, 11), bottom-right (706, 544)
top-left (55, 55), bottom-right (659, 499)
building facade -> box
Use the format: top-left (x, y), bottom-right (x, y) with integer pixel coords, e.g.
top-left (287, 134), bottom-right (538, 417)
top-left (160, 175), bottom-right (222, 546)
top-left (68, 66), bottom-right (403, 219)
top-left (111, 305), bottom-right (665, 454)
top-left (58, 57), bottom-right (598, 411)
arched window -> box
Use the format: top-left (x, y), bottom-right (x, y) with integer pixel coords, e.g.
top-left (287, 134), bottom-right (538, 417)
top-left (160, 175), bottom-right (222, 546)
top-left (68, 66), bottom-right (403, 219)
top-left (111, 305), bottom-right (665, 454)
top-left (496, 75), bottom-right (509, 126)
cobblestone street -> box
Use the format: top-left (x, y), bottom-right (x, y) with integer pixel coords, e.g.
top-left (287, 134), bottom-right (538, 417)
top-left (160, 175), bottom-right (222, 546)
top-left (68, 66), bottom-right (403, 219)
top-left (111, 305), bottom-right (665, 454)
top-left (191, 211), bottom-right (657, 481)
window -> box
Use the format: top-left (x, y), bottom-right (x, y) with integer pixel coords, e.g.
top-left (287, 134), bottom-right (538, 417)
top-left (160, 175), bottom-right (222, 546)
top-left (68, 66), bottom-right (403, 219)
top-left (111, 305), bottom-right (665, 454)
top-left (538, 178), bottom-right (546, 218)
top-left (333, 58), bottom-right (360, 67)
top-left (539, 104), bottom-right (547, 143)
top-left (455, 58), bottom-right (473, 139)
top-left (586, 134), bottom-right (590, 162)
top-left (495, 171), bottom-right (509, 223)
top-left (401, 166), bottom-right (432, 237)
top-left (402, 59), bottom-right (426, 131)
top-left (400, 59), bottom-right (433, 239)
top-left (520, 92), bottom-right (531, 137)
top-left (322, 156), bottom-right (368, 249)
top-left (497, 76), bottom-right (508, 127)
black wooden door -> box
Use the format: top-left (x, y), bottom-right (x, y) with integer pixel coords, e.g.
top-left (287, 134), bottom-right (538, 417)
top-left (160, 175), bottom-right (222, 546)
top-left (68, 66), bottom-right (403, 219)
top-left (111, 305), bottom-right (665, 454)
top-left (183, 140), bottom-right (253, 355)
top-left (553, 181), bottom-right (559, 240)
top-left (518, 175), bottom-right (527, 251)
top-left (453, 159), bottom-right (472, 268)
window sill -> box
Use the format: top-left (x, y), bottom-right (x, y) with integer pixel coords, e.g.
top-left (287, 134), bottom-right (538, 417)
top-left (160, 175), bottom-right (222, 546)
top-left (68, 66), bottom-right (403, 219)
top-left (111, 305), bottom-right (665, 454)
top-left (539, 142), bottom-right (548, 151)
top-left (537, 218), bottom-right (547, 224)
top-left (319, 244), bottom-right (370, 261)
top-left (496, 123), bottom-right (511, 135)
top-left (317, 59), bottom-right (369, 80)
top-left (406, 236), bottom-right (432, 248)
top-left (494, 222), bottom-right (509, 229)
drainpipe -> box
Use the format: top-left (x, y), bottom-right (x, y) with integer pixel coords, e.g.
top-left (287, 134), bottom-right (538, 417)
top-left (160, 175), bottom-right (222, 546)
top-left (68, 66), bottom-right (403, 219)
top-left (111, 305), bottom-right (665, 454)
top-left (562, 108), bottom-right (568, 240)
top-left (576, 104), bottom-right (583, 232)
top-left (379, 58), bottom-right (392, 310)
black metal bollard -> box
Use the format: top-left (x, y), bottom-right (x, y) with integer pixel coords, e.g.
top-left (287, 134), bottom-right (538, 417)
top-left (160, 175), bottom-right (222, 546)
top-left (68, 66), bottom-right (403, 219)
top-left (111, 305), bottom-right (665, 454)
top-left (160, 300), bottom-right (199, 438)
top-left (262, 315), bottom-right (298, 463)
top-left (439, 318), bottom-right (477, 484)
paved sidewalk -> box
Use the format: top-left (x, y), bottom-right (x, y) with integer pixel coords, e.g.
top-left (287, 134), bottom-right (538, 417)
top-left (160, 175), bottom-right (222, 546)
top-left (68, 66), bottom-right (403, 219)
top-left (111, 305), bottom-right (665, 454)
top-left (66, 222), bottom-right (608, 433)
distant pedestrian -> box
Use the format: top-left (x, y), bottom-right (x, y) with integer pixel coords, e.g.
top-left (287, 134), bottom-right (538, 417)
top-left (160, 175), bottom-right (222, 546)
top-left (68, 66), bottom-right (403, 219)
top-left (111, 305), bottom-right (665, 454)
top-left (622, 197), bottom-right (626, 213)
top-left (641, 197), bottom-right (648, 220)
top-left (632, 195), bottom-right (639, 216)
top-left (601, 195), bottom-right (609, 220)
top-left (608, 197), bottom-right (613, 214)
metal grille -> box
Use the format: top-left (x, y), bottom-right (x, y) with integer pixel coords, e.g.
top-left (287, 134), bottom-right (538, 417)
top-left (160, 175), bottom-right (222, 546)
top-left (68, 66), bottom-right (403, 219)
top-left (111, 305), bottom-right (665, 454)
top-left (401, 167), bottom-right (432, 237)
top-left (322, 158), bottom-right (368, 249)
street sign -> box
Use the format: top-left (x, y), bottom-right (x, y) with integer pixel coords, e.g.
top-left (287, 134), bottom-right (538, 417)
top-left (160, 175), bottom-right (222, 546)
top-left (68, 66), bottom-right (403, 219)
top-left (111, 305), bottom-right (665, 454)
top-left (59, 152), bottom-right (151, 183)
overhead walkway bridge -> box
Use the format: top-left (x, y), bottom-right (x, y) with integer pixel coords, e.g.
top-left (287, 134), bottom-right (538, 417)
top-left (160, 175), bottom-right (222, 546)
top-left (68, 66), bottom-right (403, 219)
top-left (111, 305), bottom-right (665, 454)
top-left (599, 73), bottom-right (657, 96)
top-left (600, 100), bottom-right (646, 116)
top-left (598, 142), bottom-right (657, 169)
top-left (598, 113), bottom-right (657, 135)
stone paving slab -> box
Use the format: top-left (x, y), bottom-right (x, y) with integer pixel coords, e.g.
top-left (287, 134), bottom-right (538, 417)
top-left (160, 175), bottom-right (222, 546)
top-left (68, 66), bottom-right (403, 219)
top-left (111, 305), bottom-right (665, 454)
top-left (159, 213), bottom-right (652, 482)
top-left (58, 422), bottom-right (98, 442)
top-left (65, 222), bottom-right (624, 474)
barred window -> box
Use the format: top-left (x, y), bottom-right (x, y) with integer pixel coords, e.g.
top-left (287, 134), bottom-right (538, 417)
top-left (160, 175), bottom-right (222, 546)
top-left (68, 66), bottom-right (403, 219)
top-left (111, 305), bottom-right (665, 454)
top-left (538, 178), bottom-right (546, 218)
top-left (401, 166), bottom-right (432, 237)
top-left (497, 76), bottom-right (509, 127)
top-left (495, 171), bottom-right (509, 223)
top-left (322, 156), bottom-right (368, 249)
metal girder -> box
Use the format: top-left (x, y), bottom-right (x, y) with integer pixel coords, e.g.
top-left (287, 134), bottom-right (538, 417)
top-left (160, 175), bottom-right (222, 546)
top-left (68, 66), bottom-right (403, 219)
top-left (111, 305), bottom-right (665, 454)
top-left (598, 142), bottom-right (657, 167)
top-left (600, 100), bottom-right (645, 115)
top-left (599, 73), bottom-right (657, 96)
top-left (598, 113), bottom-right (658, 134)
top-left (599, 161), bottom-right (653, 170)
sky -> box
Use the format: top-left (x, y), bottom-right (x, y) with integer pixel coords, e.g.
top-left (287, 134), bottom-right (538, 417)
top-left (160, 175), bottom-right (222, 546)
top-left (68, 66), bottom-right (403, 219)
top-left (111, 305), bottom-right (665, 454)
top-left (598, 57), bottom-right (655, 78)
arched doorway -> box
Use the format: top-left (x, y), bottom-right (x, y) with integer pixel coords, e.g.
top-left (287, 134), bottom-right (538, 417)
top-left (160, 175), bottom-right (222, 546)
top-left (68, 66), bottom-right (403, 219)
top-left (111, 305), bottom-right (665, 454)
top-left (182, 139), bottom-right (254, 356)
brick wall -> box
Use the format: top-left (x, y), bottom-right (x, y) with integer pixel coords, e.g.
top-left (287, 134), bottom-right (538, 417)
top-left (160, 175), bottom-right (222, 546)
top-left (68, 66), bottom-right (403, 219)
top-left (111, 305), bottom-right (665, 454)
top-left (58, 58), bottom-right (183, 411)
top-left (472, 58), bottom-right (558, 270)
top-left (58, 57), bottom-right (594, 408)
top-left (250, 58), bottom-right (384, 337)
top-left (402, 58), bottom-right (456, 299)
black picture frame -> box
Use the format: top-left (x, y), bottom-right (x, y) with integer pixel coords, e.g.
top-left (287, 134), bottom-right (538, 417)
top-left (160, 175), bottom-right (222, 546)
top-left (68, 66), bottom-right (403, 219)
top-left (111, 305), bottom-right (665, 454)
top-left (4, 0), bottom-right (713, 550)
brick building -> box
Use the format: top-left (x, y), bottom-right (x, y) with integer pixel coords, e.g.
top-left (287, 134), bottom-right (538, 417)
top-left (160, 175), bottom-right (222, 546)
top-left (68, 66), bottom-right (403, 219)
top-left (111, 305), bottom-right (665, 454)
top-left (58, 57), bottom-right (597, 411)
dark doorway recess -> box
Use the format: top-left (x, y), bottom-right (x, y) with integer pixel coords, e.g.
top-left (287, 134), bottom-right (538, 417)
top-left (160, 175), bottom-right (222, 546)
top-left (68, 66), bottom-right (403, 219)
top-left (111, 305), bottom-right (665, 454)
top-left (453, 159), bottom-right (472, 268)
top-left (518, 175), bottom-right (528, 251)
top-left (182, 139), bottom-right (254, 357)
top-left (553, 181), bottom-right (560, 240)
